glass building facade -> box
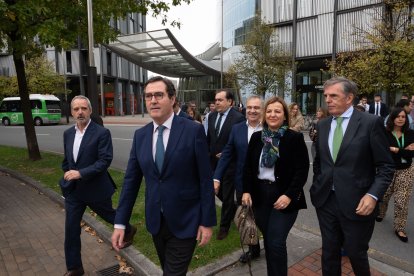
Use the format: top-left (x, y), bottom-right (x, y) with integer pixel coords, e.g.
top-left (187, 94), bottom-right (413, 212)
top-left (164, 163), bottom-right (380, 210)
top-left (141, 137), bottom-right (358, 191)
top-left (222, 0), bottom-right (259, 48)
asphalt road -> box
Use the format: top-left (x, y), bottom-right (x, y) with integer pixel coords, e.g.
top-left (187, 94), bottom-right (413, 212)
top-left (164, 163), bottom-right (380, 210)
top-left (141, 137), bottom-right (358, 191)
top-left (0, 124), bottom-right (413, 273)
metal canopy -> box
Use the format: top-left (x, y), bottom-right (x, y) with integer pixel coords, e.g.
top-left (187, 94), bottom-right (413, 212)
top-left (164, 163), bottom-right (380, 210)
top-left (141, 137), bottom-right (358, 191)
top-left (105, 29), bottom-right (220, 78)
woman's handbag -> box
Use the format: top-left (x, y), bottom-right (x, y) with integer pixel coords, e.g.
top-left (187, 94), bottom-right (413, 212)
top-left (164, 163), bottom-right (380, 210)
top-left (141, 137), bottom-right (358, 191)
top-left (234, 205), bottom-right (258, 246)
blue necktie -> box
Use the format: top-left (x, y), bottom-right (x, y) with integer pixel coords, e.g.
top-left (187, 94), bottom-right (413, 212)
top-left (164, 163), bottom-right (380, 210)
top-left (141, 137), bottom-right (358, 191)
top-left (155, 125), bottom-right (166, 172)
top-left (215, 113), bottom-right (223, 137)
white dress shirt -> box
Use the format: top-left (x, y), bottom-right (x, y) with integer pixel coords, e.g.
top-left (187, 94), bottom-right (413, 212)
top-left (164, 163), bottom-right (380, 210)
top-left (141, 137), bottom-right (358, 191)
top-left (73, 119), bottom-right (92, 162)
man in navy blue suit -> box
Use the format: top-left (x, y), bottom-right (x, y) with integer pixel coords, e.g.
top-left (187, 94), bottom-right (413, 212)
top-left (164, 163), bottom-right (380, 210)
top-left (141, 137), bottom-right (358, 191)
top-left (213, 95), bottom-right (263, 262)
top-left (61, 96), bottom-right (136, 276)
top-left (112, 76), bottom-right (216, 275)
top-left (207, 89), bottom-right (245, 240)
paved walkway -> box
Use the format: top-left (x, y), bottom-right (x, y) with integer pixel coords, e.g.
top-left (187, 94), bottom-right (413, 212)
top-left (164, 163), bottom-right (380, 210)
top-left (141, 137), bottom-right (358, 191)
top-left (0, 170), bottom-right (119, 275)
top-left (2, 114), bottom-right (413, 275)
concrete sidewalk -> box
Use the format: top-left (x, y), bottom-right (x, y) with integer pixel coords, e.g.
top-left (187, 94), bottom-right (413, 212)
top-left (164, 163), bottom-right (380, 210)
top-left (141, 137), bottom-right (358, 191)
top-left (1, 167), bottom-right (412, 276)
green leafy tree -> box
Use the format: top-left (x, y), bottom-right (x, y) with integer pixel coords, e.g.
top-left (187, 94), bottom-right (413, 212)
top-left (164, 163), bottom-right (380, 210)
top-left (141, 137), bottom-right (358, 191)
top-left (328, 0), bottom-right (414, 101)
top-left (0, 55), bottom-right (66, 97)
top-left (0, 0), bottom-right (191, 160)
top-left (228, 14), bottom-right (292, 98)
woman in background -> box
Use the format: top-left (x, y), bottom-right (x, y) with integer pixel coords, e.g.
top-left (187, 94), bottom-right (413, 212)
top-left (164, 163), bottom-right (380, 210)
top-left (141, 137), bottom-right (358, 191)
top-left (187, 108), bottom-right (202, 124)
top-left (309, 107), bottom-right (328, 159)
top-left (288, 102), bottom-right (304, 132)
top-left (242, 96), bottom-right (309, 276)
top-left (377, 107), bottom-right (414, 243)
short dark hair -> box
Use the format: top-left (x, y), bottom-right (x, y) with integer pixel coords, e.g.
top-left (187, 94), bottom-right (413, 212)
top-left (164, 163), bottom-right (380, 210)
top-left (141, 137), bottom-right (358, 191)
top-left (144, 76), bottom-right (176, 98)
top-left (215, 88), bottom-right (235, 104)
top-left (386, 107), bottom-right (409, 132)
top-left (396, 99), bottom-right (410, 108)
top-left (374, 93), bottom-right (382, 98)
top-left (323, 77), bottom-right (358, 96)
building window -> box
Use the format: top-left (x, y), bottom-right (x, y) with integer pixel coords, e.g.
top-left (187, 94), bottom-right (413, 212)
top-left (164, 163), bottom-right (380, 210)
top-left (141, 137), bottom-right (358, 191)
top-left (107, 51), bottom-right (112, 75)
top-left (66, 51), bottom-right (72, 73)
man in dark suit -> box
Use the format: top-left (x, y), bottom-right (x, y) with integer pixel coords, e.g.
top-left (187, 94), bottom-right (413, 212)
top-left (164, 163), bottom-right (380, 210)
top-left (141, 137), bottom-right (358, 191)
top-left (213, 95), bottom-right (263, 262)
top-left (173, 98), bottom-right (193, 120)
top-left (368, 93), bottom-right (388, 118)
top-left (207, 89), bottom-right (245, 240)
top-left (111, 76), bottom-right (216, 275)
top-left (311, 77), bottom-right (395, 275)
top-left (62, 96), bottom-right (136, 276)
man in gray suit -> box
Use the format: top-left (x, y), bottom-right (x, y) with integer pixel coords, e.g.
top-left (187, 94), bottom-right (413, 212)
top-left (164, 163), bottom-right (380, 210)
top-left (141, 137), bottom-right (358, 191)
top-left (311, 77), bottom-right (394, 275)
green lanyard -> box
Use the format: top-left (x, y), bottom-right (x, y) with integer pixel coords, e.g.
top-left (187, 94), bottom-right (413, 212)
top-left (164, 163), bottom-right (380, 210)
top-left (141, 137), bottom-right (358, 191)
top-left (392, 131), bottom-right (405, 149)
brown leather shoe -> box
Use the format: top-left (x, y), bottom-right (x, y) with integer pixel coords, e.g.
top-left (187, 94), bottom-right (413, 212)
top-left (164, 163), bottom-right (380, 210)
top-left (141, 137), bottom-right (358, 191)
top-left (64, 267), bottom-right (84, 276)
top-left (123, 225), bottom-right (137, 248)
top-left (216, 227), bottom-right (229, 240)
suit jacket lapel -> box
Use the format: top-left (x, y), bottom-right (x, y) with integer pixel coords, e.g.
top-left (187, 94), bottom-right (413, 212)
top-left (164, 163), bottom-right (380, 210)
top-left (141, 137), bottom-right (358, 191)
top-left (76, 121), bottom-right (95, 163)
top-left (67, 127), bottom-right (76, 165)
top-left (319, 117), bottom-right (333, 164)
top-left (337, 110), bottom-right (360, 159)
top-left (218, 108), bottom-right (233, 139)
top-left (162, 116), bottom-right (184, 173)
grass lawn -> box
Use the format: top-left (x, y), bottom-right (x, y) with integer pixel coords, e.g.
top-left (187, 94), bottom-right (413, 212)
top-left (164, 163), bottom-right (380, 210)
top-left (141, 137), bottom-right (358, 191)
top-left (0, 145), bottom-right (241, 270)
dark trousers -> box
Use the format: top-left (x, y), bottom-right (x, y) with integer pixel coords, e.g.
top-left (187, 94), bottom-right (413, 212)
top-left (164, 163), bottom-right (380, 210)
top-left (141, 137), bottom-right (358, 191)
top-left (64, 195), bottom-right (117, 270)
top-left (316, 192), bottom-right (375, 276)
top-left (217, 170), bottom-right (236, 230)
top-left (152, 215), bottom-right (197, 276)
top-left (253, 182), bottom-right (298, 276)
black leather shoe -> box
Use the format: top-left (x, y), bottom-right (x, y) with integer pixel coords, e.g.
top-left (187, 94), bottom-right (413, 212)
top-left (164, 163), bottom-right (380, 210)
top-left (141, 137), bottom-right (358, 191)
top-left (216, 227), bottom-right (229, 240)
top-left (395, 231), bottom-right (408, 243)
top-left (375, 217), bottom-right (383, 222)
top-left (64, 267), bottom-right (84, 276)
top-left (123, 225), bottom-right (137, 248)
top-left (239, 250), bottom-right (260, 263)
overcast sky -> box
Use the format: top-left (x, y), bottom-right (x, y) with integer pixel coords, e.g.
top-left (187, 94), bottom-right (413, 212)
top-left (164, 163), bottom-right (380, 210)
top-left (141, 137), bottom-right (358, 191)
top-left (146, 0), bottom-right (220, 56)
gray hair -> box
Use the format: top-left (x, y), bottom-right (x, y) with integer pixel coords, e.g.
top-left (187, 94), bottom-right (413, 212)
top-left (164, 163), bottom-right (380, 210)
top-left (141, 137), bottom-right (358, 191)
top-left (71, 95), bottom-right (92, 111)
top-left (324, 77), bottom-right (358, 96)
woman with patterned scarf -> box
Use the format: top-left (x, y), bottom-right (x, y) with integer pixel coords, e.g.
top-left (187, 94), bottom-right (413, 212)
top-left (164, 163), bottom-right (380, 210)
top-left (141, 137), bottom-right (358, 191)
top-left (242, 97), bottom-right (309, 276)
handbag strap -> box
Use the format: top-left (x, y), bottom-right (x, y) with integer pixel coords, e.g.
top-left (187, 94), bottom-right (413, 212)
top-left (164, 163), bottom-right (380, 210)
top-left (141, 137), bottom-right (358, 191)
top-left (240, 205), bottom-right (255, 276)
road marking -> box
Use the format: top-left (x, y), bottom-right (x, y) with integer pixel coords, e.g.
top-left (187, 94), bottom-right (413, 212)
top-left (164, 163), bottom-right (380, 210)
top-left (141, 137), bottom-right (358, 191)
top-left (36, 134), bottom-right (50, 136)
top-left (112, 138), bottom-right (133, 141)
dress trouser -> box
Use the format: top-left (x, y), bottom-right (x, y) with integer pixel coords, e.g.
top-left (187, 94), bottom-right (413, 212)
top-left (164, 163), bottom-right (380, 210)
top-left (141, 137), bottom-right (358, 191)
top-left (378, 165), bottom-right (414, 232)
top-left (316, 191), bottom-right (375, 276)
top-left (152, 215), bottom-right (197, 276)
top-left (253, 181), bottom-right (298, 276)
top-left (217, 169), bottom-right (236, 231)
top-left (64, 195), bottom-right (123, 270)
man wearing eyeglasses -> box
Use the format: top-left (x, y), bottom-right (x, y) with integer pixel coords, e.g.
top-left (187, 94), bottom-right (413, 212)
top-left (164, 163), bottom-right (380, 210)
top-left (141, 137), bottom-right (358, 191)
top-left (111, 76), bottom-right (216, 275)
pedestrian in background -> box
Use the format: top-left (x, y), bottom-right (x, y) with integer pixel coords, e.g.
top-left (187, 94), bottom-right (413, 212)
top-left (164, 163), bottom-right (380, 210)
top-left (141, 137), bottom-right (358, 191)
top-left (213, 95), bottom-right (263, 263)
top-left (377, 107), bottom-right (414, 243)
top-left (311, 77), bottom-right (394, 275)
top-left (207, 89), bottom-right (245, 240)
top-left (288, 102), bottom-right (304, 132)
top-left (112, 76), bottom-right (216, 275)
top-left (61, 96), bottom-right (136, 276)
top-left (309, 107), bottom-right (327, 159)
top-left (242, 96), bottom-right (309, 276)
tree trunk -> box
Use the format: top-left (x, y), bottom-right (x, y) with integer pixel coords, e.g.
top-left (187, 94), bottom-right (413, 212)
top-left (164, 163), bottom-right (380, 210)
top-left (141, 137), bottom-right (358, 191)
top-left (13, 54), bottom-right (42, 161)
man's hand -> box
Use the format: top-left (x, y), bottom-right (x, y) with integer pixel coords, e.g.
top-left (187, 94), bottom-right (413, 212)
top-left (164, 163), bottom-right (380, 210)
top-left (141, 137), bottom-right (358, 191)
top-left (356, 194), bottom-right (377, 216)
top-left (196, 226), bottom-right (213, 246)
top-left (111, 228), bottom-right (125, 252)
top-left (64, 170), bottom-right (81, 181)
top-left (213, 180), bottom-right (220, 195)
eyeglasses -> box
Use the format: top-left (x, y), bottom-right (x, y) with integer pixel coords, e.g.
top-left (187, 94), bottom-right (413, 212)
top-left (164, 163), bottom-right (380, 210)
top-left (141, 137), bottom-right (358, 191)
top-left (144, 92), bottom-right (165, 101)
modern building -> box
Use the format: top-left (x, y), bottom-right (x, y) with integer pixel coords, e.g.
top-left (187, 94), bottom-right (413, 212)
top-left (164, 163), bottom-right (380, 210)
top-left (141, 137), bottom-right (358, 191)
top-left (0, 13), bottom-right (148, 116)
top-left (218, 0), bottom-right (400, 114)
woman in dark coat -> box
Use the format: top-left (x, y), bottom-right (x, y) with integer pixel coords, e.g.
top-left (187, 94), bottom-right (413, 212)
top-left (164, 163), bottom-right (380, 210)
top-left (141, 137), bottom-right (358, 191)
top-left (242, 96), bottom-right (309, 276)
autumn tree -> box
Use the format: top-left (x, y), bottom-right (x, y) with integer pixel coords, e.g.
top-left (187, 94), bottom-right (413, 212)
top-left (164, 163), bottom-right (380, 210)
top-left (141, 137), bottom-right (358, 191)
top-left (0, 55), bottom-right (66, 98)
top-left (328, 0), bottom-right (414, 101)
top-left (0, 0), bottom-right (191, 160)
top-left (228, 14), bottom-right (292, 98)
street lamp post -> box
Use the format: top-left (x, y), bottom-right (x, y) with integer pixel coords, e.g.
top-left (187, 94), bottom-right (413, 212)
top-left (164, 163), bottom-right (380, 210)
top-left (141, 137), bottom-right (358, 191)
top-left (86, 0), bottom-right (99, 115)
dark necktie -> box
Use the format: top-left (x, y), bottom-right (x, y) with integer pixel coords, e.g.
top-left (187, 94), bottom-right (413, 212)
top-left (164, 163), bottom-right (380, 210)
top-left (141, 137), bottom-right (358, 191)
top-left (155, 125), bottom-right (166, 172)
top-left (332, 117), bottom-right (344, 162)
top-left (215, 113), bottom-right (224, 137)
top-left (376, 103), bottom-right (379, 115)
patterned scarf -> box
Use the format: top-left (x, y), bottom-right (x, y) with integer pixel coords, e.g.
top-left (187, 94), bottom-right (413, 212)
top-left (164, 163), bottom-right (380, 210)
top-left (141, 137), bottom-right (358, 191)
top-left (261, 125), bottom-right (288, 168)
